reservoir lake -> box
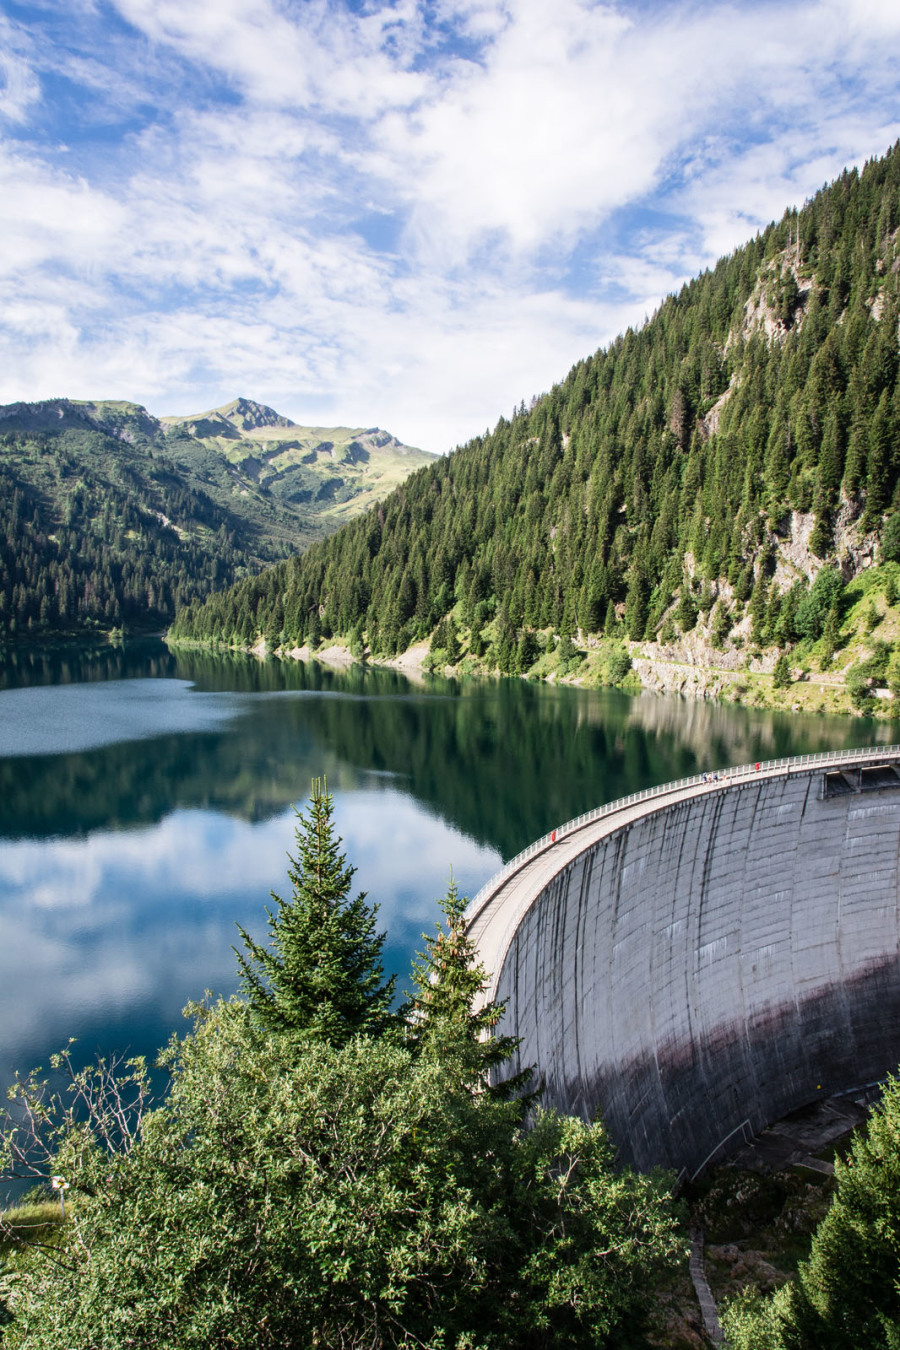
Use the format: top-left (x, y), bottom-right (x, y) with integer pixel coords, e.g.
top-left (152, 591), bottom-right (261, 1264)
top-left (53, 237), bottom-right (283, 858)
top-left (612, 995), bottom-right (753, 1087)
top-left (0, 639), bottom-right (890, 1098)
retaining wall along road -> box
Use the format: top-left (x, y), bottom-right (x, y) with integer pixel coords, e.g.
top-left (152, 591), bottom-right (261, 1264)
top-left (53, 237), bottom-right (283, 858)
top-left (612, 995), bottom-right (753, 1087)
top-left (467, 748), bottom-right (900, 1176)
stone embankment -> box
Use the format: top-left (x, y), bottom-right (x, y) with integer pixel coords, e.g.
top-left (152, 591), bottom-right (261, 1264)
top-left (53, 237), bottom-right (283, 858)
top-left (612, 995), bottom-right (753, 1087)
top-left (631, 656), bottom-right (742, 701)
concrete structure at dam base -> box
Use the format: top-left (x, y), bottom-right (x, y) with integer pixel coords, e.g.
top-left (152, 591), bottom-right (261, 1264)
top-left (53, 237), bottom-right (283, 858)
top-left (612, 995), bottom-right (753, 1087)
top-left (467, 748), bottom-right (900, 1179)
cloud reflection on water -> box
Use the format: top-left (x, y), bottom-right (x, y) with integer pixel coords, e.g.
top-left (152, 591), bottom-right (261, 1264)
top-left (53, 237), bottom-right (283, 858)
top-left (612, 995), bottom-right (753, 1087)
top-left (0, 790), bottom-right (501, 1090)
top-left (0, 645), bottom-right (886, 1102)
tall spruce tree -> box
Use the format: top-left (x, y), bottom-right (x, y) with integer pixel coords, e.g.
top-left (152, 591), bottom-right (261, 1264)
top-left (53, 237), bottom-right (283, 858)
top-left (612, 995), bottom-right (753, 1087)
top-left (405, 875), bottom-right (532, 1099)
top-left (723, 1073), bottom-right (900, 1350)
top-left (236, 779), bottom-right (396, 1044)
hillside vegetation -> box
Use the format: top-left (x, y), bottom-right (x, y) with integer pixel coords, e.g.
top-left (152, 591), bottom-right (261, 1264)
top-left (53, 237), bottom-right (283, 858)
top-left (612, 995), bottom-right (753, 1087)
top-left (172, 144), bottom-right (900, 714)
top-left (161, 397), bottom-right (431, 528)
top-left (0, 397), bottom-right (431, 641)
top-left (0, 788), bottom-right (683, 1349)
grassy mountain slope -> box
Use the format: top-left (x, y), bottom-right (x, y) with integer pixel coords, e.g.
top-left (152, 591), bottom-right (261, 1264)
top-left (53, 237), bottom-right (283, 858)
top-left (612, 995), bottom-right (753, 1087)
top-left (171, 144), bottom-right (900, 715)
top-left (0, 398), bottom-right (432, 640)
top-left (160, 397), bottom-right (433, 529)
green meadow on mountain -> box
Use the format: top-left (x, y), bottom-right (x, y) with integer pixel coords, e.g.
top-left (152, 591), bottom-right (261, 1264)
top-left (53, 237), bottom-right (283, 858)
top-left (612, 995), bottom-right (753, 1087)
top-left (173, 145), bottom-right (900, 714)
top-left (0, 396), bottom-right (432, 640)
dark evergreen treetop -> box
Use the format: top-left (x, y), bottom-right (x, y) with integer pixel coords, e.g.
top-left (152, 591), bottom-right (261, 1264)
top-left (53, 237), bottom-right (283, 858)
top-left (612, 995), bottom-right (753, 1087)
top-left (723, 1072), bottom-right (900, 1349)
top-left (236, 779), bottom-right (396, 1044)
top-left (172, 141), bottom-right (900, 665)
top-left (404, 875), bottom-right (532, 1100)
top-left (0, 779), bottom-right (685, 1349)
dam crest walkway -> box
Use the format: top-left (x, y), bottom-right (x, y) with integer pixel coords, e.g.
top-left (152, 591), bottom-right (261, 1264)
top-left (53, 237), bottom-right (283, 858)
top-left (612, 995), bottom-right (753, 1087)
top-left (466, 743), bottom-right (900, 1004)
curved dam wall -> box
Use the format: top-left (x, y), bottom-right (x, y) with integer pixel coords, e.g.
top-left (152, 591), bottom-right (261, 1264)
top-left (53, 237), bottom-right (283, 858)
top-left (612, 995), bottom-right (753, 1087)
top-left (468, 749), bottom-right (900, 1178)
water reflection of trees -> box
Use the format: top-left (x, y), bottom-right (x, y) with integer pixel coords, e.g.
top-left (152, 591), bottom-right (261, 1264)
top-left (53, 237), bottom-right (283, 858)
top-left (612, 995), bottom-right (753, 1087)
top-left (0, 638), bottom-right (178, 691)
top-left (0, 645), bottom-right (884, 860)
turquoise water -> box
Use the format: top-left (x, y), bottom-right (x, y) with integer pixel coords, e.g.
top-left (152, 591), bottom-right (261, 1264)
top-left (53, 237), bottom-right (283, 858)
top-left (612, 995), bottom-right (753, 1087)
top-left (0, 639), bottom-right (888, 1095)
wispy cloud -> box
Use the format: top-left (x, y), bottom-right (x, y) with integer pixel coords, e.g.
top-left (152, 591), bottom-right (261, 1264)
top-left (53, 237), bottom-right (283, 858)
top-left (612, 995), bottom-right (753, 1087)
top-left (0, 0), bottom-right (899, 449)
top-left (0, 16), bottom-right (40, 122)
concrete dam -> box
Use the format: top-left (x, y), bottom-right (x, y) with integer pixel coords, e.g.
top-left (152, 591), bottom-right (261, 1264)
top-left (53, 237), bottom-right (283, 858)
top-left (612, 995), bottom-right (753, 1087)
top-left (466, 746), bottom-right (900, 1178)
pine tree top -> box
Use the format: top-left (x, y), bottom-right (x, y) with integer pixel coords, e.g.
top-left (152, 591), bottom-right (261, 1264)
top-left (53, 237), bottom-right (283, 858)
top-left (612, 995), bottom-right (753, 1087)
top-left (405, 874), bottom-right (534, 1101)
top-left (236, 779), bottom-right (396, 1045)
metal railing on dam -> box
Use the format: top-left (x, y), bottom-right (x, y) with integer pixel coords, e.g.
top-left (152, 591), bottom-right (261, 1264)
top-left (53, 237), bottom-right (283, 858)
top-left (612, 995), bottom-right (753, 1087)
top-left (467, 742), bottom-right (900, 925)
top-left (467, 744), bottom-right (900, 1178)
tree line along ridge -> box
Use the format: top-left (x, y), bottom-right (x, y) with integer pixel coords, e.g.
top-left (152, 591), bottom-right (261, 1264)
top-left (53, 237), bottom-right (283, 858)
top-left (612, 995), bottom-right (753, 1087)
top-left (171, 143), bottom-right (900, 694)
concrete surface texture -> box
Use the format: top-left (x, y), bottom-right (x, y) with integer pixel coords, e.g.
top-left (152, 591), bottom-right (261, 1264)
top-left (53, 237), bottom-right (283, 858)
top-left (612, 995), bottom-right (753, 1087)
top-left (467, 748), bottom-right (900, 1177)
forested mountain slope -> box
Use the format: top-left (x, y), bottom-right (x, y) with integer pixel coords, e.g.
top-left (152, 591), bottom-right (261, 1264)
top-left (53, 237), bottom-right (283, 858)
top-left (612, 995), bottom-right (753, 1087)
top-left (172, 145), bottom-right (900, 696)
top-left (0, 398), bottom-right (431, 640)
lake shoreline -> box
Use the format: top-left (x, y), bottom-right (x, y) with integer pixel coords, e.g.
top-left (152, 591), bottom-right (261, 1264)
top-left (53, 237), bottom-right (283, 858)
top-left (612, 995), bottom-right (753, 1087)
top-left (165, 632), bottom-right (894, 721)
top-left (1, 642), bottom-right (887, 1131)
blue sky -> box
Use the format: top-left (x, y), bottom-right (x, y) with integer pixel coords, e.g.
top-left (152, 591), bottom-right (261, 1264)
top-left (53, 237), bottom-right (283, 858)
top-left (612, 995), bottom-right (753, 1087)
top-left (2, 0), bottom-right (900, 452)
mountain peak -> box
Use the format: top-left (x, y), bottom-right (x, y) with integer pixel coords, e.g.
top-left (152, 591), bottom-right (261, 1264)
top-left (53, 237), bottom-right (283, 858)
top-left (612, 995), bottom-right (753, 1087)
top-left (214, 398), bottom-right (296, 432)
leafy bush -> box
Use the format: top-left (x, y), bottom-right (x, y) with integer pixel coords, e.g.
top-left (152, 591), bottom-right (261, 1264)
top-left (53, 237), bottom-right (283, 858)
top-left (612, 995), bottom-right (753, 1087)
top-left (846, 668), bottom-right (873, 711)
top-left (772, 653), bottom-right (792, 688)
top-left (348, 623), bottom-right (366, 662)
top-left (604, 645), bottom-right (633, 686)
top-left (3, 1015), bottom-right (684, 1350)
top-left (863, 600), bottom-right (881, 634)
top-left (888, 647), bottom-right (900, 699)
top-left (796, 568), bottom-right (844, 642)
top-left (556, 633), bottom-right (586, 676)
top-left (0, 1264), bottom-right (10, 1329)
top-left (711, 601), bottom-right (733, 648)
top-left (880, 512), bottom-right (900, 564)
top-left (515, 628), bottom-right (539, 672)
top-left (430, 616), bottom-right (460, 664)
top-left (0, 788), bottom-right (685, 1349)
top-left (676, 588), bottom-right (698, 633)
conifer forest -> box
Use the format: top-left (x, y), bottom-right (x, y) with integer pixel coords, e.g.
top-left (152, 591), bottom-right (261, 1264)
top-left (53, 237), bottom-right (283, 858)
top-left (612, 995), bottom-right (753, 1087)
top-left (172, 145), bottom-right (900, 686)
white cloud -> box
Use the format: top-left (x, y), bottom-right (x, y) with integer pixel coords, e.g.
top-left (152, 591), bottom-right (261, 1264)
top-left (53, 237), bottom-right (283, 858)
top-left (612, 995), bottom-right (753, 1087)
top-left (379, 0), bottom-right (676, 261)
top-left (0, 17), bottom-right (41, 123)
top-left (113, 0), bottom-right (429, 116)
top-left (0, 0), bottom-right (899, 448)
top-left (0, 145), bottom-right (125, 272)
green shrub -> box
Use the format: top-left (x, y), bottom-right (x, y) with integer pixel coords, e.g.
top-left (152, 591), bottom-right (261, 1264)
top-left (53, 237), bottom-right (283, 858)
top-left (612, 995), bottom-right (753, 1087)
top-left (888, 647), bottom-right (900, 699)
top-left (676, 589), bottom-right (698, 633)
top-left (880, 512), bottom-right (900, 564)
top-left (0, 792), bottom-right (686, 1349)
top-left (863, 600), bottom-right (881, 634)
top-left (772, 653), bottom-right (792, 688)
top-left (712, 601), bottom-right (732, 647)
top-left (846, 666), bottom-right (873, 711)
top-left (796, 568), bottom-right (844, 642)
top-left (722, 1075), bottom-right (900, 1349)
top-left (604, 645), bottom-right (633, 686)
